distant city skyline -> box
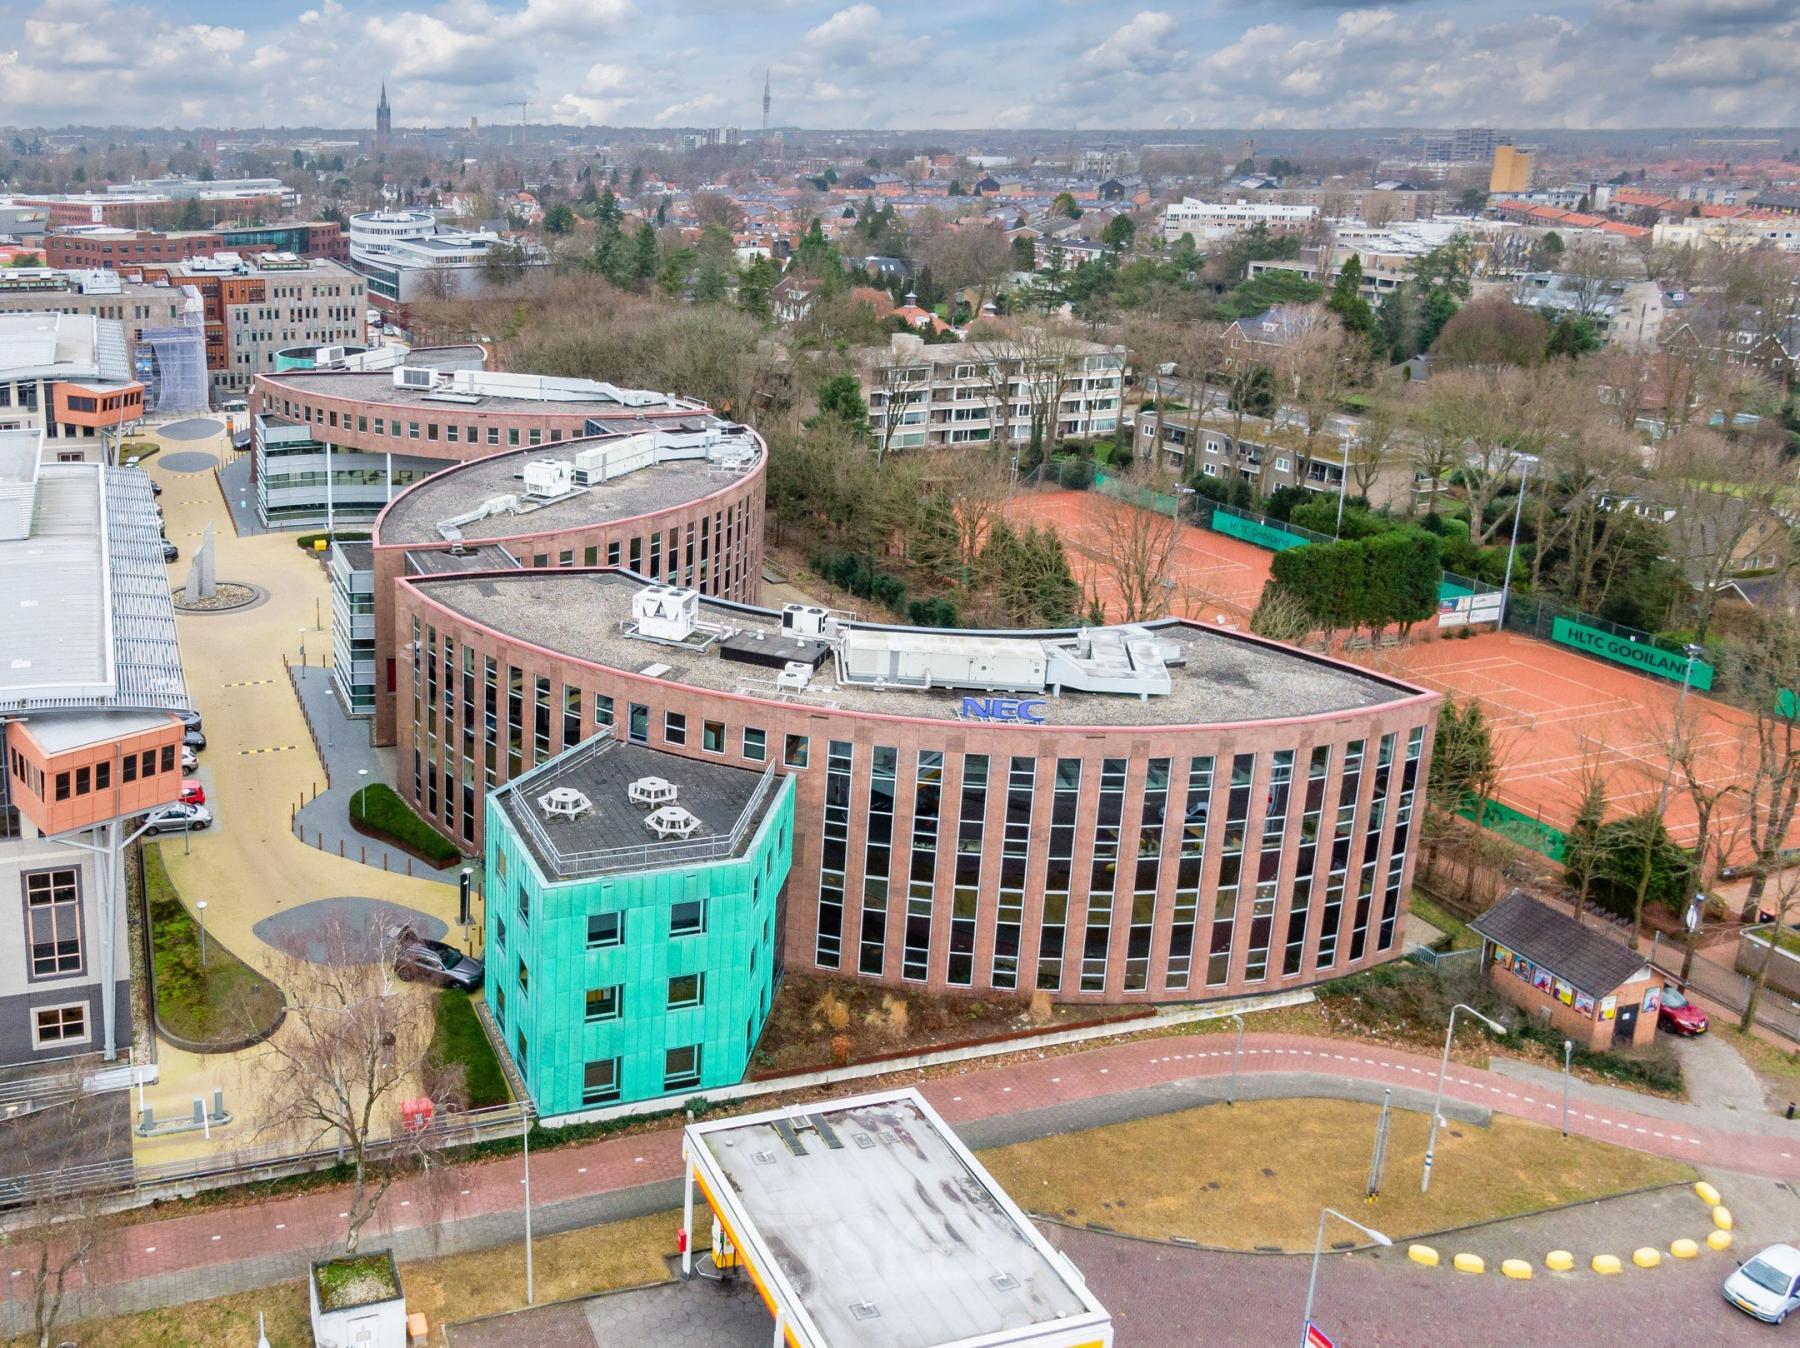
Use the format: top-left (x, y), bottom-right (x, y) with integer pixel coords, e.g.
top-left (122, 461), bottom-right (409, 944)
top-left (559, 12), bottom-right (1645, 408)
top-left (0, 1), bottom-right (1797, 133)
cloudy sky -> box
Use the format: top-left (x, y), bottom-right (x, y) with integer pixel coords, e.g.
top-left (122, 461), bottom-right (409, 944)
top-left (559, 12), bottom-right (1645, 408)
top-left (0, 0), bottom-right (1796, 131)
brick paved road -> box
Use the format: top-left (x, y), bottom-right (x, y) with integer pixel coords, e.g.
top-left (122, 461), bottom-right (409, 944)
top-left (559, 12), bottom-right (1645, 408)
top-left (46, 1030), bottom-right (1800, 1324)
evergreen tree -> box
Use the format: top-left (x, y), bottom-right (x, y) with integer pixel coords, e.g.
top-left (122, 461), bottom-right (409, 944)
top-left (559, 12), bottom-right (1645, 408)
top-left (1010, 234), bottom-right (1037, 272)
top-left (1327, 253), bottom-right (1376, 335)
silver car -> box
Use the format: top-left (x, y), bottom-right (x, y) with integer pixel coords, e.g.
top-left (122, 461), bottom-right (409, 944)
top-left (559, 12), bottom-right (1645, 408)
top-left (1725, 1243), bottom-right (1800, 1324)
top-left (143, 802), bottom-right (213, 835)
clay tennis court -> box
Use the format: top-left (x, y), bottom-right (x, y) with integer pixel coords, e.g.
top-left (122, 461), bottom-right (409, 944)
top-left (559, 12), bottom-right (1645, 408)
top-left (1009, 488), bottom-right (1273, 623)
top-left (1359, 630), bottom-right (1792, 859)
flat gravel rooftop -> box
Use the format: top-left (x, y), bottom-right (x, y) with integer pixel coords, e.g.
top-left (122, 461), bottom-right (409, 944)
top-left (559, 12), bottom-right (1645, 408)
top-left (379, 443), bottom-right (753, 545)
top-left (265, 369), bottom-right (703, 416)
top-left (418, 572), bottom-right (1418, 728)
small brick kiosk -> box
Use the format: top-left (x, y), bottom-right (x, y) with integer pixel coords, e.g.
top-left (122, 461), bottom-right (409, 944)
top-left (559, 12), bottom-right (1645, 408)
top-left (1469, 890), bottom-right (1660, 1052)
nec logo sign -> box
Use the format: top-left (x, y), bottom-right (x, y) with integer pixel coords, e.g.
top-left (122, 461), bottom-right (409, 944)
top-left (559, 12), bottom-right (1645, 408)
top-left (959, 696), bottom-right (1047, 724)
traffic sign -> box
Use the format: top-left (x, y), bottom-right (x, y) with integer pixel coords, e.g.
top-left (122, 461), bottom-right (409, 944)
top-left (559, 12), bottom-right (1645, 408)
top-left (1305, 1323), bottom-right (1335, 1348)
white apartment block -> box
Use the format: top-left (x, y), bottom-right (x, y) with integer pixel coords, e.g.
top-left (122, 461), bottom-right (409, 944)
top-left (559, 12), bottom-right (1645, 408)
top-left (1160, 197), bottom-right (1318, 243)
top-left (857, 333), bottom-right (1124, 452)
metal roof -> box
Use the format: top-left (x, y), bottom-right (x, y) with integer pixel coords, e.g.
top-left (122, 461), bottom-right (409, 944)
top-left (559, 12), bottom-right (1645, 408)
top-left (0, 463), bottom-right (188, 715)
top-left (1469, 890), bottom-right (1649, 996)
top-left (686, 1088), bottom-right (1109, 1348)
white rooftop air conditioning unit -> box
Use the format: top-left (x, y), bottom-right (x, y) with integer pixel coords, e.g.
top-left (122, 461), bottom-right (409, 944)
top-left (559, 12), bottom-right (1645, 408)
top-left (632, 585), bottom-right (699, 641)
top-left (782, 604), bottom-right (830, 639)
top-left (776, 661), bottom-right (813, 691)
top-left (394, 366), bottom-right (438, 390)
top-left (521, 458), bottom-right (572, 498)
top-left (316, 345), bottom-right (346, 367)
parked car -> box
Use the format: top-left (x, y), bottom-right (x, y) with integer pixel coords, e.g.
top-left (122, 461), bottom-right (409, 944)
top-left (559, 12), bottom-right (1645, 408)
top-left (179, 779), bottom-right (206, 806)
top-left (394, 937), bottom-right (484, 991)
top-left (150, 480), bottom-right (162, 497)
top-left (162, 539), bottom-right (179, 563)
top-left (183, 727), bottom-right (206, 750)
top-left (1725, 1244), bottom-right (1800, 1323)
top-left (1657, 983), bottom-right (1709, 1036)
top-left (142, 802), bottom-right (212, 835)
top-left (181, 745), bottom-right (198, 772)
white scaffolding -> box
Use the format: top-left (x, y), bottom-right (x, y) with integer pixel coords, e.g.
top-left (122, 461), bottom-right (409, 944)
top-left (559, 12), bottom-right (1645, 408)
top-left (134, 285), bottom-right (209, 415)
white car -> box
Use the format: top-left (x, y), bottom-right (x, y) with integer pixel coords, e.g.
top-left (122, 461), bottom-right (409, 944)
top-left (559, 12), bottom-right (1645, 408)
top-left (1725, 1243), bottom-right (1800, 1323)
top-left (142, 802), bottom-right (213, 835)
top-left (181, 746), bottom-right (198, 772)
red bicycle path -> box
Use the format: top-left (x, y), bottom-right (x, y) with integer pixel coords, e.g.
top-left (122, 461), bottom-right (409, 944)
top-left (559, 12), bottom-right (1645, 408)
top-left (52, 1030), bottom-right (1800, 1304)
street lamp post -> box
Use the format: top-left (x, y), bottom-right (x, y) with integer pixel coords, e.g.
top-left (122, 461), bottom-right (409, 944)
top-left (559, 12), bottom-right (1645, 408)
top-left (1421, 1003), bottom-right (1507, 1193)
top-left (1226, 1012), bottom-right (1246, 1106)
top-left (1561, 1039), bottom-right (1573, 1139)
top-left (1335, 429), bottom-right (1354, 537)
top-left (195, 900), bottom-right (209, 967)
top-left (1300, 1207), bottom-right (1392, 1348)
top-left (298, 627), bottom-right (308, 667)
top-left (1496, 454), bottom-right (1539, 628)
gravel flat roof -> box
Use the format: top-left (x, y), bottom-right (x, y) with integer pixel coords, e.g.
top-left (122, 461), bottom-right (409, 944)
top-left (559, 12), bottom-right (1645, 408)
top-left (415, 572), bottom-right (1421, 729)
top-left (378, 440), bottom-right (757, 546)
top-left (263, 369), bottom-right (705, 416)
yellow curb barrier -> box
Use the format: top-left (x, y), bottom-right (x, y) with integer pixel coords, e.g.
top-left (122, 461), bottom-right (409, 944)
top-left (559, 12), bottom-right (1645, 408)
top-left (1591, 1255), bottom-right (1623, 1275)
top-left (1545, 1250), bottom-right (1575, 1272)
top-left (1452, 1253), bottom-right (1484, 1275)
top-left (1708, 1230), bottom-right (1733, 1253)
top-left (1501, 1259), bottom-right (1533, 1280)
top-left (1713, 1206), bottom-right (1733, 1231)
top-left (1632, 1248), bottom-right (1661, 1269)
top-left (1408, 1244), bottom-right (1439, 1268)
top-left (1670, 1239), bottom-right (1700, 1260)
top-left (1694, 1181), bottom-right (1722, 1207)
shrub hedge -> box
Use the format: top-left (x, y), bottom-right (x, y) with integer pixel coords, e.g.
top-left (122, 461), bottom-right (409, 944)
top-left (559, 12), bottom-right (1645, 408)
top-left (349, 783), bottom-right (462, 865)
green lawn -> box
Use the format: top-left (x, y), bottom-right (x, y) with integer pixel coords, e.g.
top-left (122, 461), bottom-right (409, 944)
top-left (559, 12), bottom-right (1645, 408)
top-left (431, 988), bottom-right (509, 1107)
top-left (1408, 891), bottom-right (1477, 949)
top-left (144, 844), bottom-right (284, 1044)
top-left (349, 783), bottom-right (462, 865)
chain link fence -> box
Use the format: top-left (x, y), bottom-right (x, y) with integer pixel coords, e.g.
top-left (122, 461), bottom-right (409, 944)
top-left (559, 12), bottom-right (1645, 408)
top-left (1648, 931), bottom-right (1800, 1043)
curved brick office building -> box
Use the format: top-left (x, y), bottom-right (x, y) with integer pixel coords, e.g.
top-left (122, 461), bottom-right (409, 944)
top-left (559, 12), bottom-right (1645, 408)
top-left (397, 571), bottom-right (1440, 1008)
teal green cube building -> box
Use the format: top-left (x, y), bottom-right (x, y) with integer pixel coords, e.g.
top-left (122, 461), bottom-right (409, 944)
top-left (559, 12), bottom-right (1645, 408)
top-left (483, 734), bottom-right (794, 1116)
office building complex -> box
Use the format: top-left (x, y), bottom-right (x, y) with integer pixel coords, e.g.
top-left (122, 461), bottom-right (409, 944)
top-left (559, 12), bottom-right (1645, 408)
top-left (0, 268), bottom-right (189, 368)
top-left (311, 384), bottom-right (764, 733)
top-left (403, 570), bottom-right (1436, 1007)
top-left (1159, 197), bottom-right (1319, 243)
top-left (0, 434), bottom-right (189, 1067)
top-left (0, 313), bottom-right (144, 460)
top-left (348, 211), bottom-right (535, 304)
top-left (45, 221), bottom-right (347, 271)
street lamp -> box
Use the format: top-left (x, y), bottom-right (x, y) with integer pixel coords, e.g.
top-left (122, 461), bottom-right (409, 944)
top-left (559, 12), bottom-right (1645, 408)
top-left (1300, 1207), bottom-right (1392, 1348)
top-left (1421, 1003), bottom-right (1506, 1193)
top-left (1335, 429), bottom-right (1354, 537)
top-left (1496, 453), bottom-right (1539, 628)
top-left (1561, 1039), bottom-right (1573, 1139)
top-left (1226, 1012), bottom-right (1246, 1106)
top-left (195, 900), bottom-right (209, 967)
top-left (298, 627), bottom-right (308, 667)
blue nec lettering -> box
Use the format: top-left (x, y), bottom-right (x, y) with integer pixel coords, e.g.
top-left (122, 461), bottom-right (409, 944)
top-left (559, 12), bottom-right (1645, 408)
top-left (960, 696), bottom-right (1047, 724)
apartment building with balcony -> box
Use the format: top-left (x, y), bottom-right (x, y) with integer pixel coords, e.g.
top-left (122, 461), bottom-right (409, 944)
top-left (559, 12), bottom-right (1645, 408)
top-left (854, 332), bottom-right (1124, 454)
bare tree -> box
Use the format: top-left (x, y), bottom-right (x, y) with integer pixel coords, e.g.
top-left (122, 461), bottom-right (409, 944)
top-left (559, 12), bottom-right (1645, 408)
top-left (863, 350), bottom-right (933, 467)
top-left (1653, 431), bottom-right (1789, 643)
top-left (1559, 239), bottom-right (1627, 319)
top-left (975, 320), bottom-right (1088, 460)
top-left (1723, 619), bottom-right (1800, 925)
top-left (1745, 863), bottom-right (1800, 1033)
top-left (1089, 468), bottom-right (1185, 622)
top-left (1277, 319), bottom-right (1362, 487)
top-left (929, 449), bottom-right (1015, 586)
top-left (251, 915), bottom-right (464, 1256)
top-left (8, 1094), bottom-right (126, 1348)
top-left (1346, 389), bottom-right (1401, 499)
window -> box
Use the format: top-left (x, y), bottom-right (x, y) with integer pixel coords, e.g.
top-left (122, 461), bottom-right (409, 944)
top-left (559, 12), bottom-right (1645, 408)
top-left (160, 745), bottom-right (175, 774)
top-left (585, 985), bottom-right (622, 1021)
top-left (517, 958), bottom-right (529, 995)
top-left (23, 869), bottom-right (83, 978)
top-left (664, 1044), bottom-right (702, 1091)
top-left (667, 972), bottom-right (704, 1008)
top-left (75, 766), bottom-right (90, 796)
top-left (95, 760), bottom-right (109, 790)
top-left (628, 703), bottom-right (649, 744)
top-left (670, 899), bottom-right (706, 936)
top-left (664, 711), bottom-right (687, 746)
top-left (54, 772), bottom-right (70, 802)
top-left (587, 911), bottom-right (623, 947)
top-left (742, 727), bottom-right (766, 761)
top-left (33, 1004), bottom-right (87, 1048)
top-left (594, 694), bottom-right (614, 729)
top-left (702, 720), bottom-right (724, 753)
top-left (582, 1057), bottom-right (621, 1106)
top-left (784, 734), bottom-right (809, 768)
top-left (517, 883), bottom-right (530, 925)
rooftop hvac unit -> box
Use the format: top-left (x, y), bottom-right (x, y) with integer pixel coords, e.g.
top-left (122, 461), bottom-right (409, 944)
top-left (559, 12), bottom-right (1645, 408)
top-left (394, 366), bottom-right (440, 390)
top-left (316, 345), bottom-right (347, 367)
top-left (632, 585), bottom-right (699, 641)
top-left (521, 458), bottom-right (573, 498)
top-left (776, 661), bottom-right (814, 691)
top-left (783, 604), bottom-right (830, 639)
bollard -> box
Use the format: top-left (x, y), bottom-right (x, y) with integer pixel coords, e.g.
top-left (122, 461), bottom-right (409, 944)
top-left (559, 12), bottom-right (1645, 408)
top-left (191, 1097), bottom-right (205, 1126)
top-left (339, 838), bottom-right (344, 858)
top-left (1788, 1102), bottom-right (1795, 1120)
top-left (213, 1088), bottom-right (224, 1118)
top-left (138, 1106), bottom-right (154, 1131)
top-left (383, 853), bottom-right (389, 872)
top-left (361, 845), bottom-right (366, 864)
top-left (407, 858), bottom-right (413, 877)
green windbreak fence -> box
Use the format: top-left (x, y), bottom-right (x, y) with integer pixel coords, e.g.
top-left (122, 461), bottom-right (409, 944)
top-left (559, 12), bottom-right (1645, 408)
top-left (1506, 595), bottom-right (1716, 691)
top-left (1458, 797), bottom-right (1569, 863)
top-left (1093, 469), bottom-right (1181, 517)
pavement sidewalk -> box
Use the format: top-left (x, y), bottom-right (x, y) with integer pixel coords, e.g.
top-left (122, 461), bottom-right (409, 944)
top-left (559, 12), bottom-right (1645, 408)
top-left (36, 1027), bottom-right (1800, 1325)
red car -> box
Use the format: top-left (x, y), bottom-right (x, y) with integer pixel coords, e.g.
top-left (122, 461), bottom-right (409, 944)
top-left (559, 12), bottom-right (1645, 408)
top-left (179, 779), bottom-right (206, 807)
top-left (1658, 983), bottom-right (1708, 1036)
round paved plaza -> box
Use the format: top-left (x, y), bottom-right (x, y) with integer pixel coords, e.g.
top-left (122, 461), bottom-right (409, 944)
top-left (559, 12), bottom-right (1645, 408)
top-left (160, 417), bottom-right (225, 441)
top-left (159, 451), bottom-right (221, 473)
top-left (253, 897), bottom-right (449, 963)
